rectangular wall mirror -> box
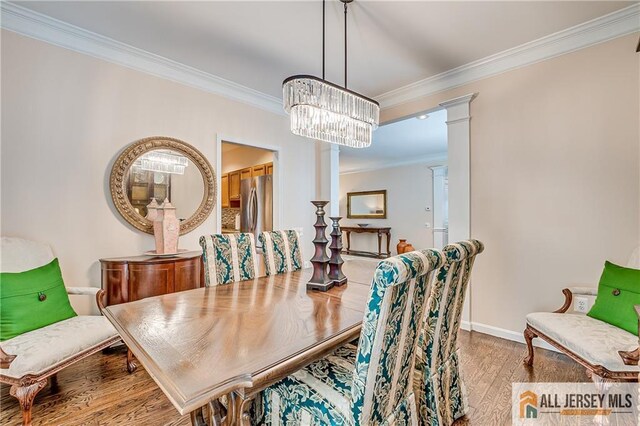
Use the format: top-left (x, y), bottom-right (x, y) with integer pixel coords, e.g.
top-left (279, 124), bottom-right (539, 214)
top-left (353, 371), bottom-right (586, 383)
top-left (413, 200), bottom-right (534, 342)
top-left (347, 190), bottom-right (387, 219)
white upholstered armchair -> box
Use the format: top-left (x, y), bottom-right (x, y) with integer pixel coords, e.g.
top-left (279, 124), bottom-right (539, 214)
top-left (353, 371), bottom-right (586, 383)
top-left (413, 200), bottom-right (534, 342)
top-left (0, 237), bottom-right (122, 426)
top-left (524, 247), bottom-right (640, 381)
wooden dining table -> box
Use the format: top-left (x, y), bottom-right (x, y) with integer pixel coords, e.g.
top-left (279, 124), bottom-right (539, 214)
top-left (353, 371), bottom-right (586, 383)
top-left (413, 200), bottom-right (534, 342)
top-left (102, 258), bottom-right (380, 425)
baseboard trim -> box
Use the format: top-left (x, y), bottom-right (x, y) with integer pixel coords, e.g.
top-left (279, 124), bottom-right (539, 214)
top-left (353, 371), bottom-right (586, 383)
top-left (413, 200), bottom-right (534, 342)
top-left (460, 320), bottom-right (560, 353)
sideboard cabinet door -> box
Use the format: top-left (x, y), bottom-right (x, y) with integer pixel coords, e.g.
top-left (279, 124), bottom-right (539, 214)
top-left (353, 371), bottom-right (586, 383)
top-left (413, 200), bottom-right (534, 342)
top-left (175, 257), bottom-right (201, 293)
top-left (129, 262), bottom-right (175, 301)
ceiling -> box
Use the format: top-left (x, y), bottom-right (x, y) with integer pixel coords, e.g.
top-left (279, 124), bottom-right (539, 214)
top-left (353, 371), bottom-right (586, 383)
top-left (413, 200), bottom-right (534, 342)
top-left (15, 1), bottom-right (632, 100)
top-left (340, 108), bottom-right (447, 173)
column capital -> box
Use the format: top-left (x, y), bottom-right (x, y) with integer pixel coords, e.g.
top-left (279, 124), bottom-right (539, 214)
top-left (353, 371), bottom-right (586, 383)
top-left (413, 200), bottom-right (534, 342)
top-left (438, 93), bottom-right (478, 109)
top-left (429, 165), bottom-right (448, 177)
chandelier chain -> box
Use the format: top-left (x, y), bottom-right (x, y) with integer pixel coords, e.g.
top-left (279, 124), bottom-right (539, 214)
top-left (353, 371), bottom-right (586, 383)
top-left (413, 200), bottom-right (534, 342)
top-left (322, 0), bottom-right (325, 80)
top-left (283, 0), bottom-right (379, 148)
top-left (344, 1), bottom-right (348, 88)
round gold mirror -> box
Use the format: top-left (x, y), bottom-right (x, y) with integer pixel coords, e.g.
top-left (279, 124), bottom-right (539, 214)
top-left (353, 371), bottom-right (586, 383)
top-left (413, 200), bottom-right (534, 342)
top-left (110, 136), bottom-right (216, 235)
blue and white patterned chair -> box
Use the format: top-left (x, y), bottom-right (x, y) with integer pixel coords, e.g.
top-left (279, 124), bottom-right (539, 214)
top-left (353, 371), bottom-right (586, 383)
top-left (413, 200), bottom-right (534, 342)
top-left (260, 249), bottom-right (444, 425)
top-left (413, 239), bottom-right (484, 426)
top-left (199, 233), bottom-right (260, 286)
top-left (259, 230), bottom-right (303, 276)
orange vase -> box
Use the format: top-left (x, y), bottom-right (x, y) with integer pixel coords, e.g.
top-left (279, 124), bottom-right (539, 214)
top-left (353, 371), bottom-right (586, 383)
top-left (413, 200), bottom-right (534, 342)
top-left (404, 243), bottom-right (415, 253)
top-left (397, 239), bottom-right (408, 254)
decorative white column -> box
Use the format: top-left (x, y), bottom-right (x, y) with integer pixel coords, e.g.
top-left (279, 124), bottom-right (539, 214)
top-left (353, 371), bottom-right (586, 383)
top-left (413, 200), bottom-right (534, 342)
top-left (317, 143), bottom-right (340, 216)
top-left (430, 165), bottom-right (448, 250)
top-left (439, 93), bottom-right (477, 329)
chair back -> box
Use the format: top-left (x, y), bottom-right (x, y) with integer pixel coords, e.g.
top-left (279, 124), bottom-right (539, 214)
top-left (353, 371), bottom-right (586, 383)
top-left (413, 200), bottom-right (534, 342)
top-left (199, 233), bottom-right (259, 286)
top-left (0, 237), bottom-right (54, 273)
top-left (350, 249), bottom-right (444, 425)
top-left (259, 230), bottom-right (303, 276)
top-left (417, 240), bottom-right (484, 373)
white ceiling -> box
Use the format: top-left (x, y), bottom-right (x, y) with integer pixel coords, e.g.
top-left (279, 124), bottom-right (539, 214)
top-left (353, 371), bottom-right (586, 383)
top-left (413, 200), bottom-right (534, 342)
top-left (340, 108), bottom-right (447, 173)
top-left (15, 1), bottom-right (632, 100)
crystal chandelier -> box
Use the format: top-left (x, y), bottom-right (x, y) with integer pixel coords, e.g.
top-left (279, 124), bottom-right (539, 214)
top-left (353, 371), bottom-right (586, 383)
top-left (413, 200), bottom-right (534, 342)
top-left (134, 151), bottom-right (189, 175)
top-left (283, 0), bottom-right (379, 148)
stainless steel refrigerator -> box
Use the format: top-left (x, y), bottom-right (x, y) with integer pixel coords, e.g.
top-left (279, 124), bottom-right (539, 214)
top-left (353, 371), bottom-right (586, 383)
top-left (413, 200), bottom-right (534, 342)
top-left (240, 175), bottom-right (273, 246)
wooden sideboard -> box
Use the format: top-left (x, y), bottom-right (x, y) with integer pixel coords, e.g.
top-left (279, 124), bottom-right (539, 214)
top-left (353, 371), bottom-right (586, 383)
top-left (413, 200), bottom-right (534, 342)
top-left (341, 226), bottom-right (391, 259)
top-left (100, 251), bottom-right (203, 306)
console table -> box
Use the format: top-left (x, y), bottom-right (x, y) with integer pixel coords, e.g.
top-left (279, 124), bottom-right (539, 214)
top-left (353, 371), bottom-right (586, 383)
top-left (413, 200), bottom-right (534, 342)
top-left (100, 251), bottom-right (203, 306)
top-left (341, 226), bottom-right (391, 258)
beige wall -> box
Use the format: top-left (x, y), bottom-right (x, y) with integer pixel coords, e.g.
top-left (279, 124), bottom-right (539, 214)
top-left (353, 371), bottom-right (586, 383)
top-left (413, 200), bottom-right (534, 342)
top-left (221, 143), bottom-right (273, 174)
top-left (0, 31), bottom-right (318, 311)
top-left (339, 162), bottom-right (441, 254)
top-left (383, 33), bottom-right (640, 336)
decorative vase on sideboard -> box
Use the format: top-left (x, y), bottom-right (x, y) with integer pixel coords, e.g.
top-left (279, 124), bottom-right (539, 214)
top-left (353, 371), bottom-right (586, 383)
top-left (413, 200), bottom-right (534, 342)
top-left (153, 198), bottom-right (179, 254)
top-left (397, 239), bottom-right (408, 255)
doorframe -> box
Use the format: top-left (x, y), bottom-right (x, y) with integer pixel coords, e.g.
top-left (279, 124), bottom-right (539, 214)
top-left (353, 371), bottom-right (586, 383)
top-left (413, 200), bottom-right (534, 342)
top-left (215, 134), bottom-right (282, 233)
top-left (376, 92), bottom-right (477, 327)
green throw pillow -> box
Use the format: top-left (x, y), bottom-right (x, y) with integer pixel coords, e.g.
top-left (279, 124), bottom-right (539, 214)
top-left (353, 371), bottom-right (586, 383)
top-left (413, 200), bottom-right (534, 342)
top-left (587, 261), bottom-right (640, 335)
top-left (0, 258), bottom-right (77, 341)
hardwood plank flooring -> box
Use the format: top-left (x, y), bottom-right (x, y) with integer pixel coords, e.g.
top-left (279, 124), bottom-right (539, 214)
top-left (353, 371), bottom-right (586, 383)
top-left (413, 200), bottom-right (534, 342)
top-left (1, 331), bottom-right (588, 425)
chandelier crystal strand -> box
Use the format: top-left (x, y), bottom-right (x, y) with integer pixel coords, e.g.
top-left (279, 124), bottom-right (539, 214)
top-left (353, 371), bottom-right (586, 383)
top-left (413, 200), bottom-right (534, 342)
top-left (282, 0), bottom-right (379, 149)
top-left (134, 151), bottom-right (189, 175)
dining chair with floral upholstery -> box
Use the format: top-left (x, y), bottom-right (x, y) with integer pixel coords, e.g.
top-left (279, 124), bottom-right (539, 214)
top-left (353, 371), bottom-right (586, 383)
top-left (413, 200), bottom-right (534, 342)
top-left (199, 233), bottom-right (260, 286)
top-left (258, 248), bottom-right (444, 425)
top-left (413, 239), bottom-right (484, 426)
top-left (259, 230), bottom-right (303, 276)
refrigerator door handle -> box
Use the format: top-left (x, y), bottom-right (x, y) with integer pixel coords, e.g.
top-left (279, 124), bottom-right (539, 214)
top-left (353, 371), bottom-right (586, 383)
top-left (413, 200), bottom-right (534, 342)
top-left (251, 188), bottom-right (259, 232)
top-left (247, 187), bottom-right (255, 232)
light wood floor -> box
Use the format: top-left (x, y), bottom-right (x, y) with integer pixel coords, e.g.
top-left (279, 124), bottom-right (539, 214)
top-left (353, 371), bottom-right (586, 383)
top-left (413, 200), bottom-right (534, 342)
top-left (1, 331), bottom-right (589, 425)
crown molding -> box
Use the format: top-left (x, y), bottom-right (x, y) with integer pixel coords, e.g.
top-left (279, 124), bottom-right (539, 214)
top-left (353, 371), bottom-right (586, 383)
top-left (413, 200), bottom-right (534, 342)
top-left (375, 4), bottom-right (640, 109)
top-left (0, 2), bottom-right (285, 116)
top-left (2, 2), bottom-right (637, 115)
top-left (340, 153), bottom-right (447, 176)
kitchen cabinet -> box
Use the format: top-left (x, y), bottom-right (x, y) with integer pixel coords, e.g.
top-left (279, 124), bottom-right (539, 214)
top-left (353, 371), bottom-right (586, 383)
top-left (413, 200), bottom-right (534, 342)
top-left (221, 174), bottom-right (230, 208)
top-left (229, 171), bottom-right (241, 200)
top-left (252, 164), bottom-right (266, 177)
top-left (240, 167), bottom-right (252, 181)
top-left (222, 163), bottom-right (273, 205)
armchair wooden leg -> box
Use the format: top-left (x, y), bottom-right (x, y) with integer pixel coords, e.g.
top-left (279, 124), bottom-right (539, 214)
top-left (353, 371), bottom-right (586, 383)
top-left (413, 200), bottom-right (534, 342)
top-left (10, 380), bottom-right (47, 426)
top-left (126, 348), bottom-right (138, 373)
top-left (49, 373), bottom-right (59, 392)
top-left (523, 326), bottom-right (537, 366)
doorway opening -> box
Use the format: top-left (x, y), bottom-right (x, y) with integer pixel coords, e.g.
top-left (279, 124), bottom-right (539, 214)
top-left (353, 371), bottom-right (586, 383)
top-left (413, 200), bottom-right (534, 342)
top-left (338, 107), bottom-right (448, 254)
top-left (220, 141), bottom-right (275, 246)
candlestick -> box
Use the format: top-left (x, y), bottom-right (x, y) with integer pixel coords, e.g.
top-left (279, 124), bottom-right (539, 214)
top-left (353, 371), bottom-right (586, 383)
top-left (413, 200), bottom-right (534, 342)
top-left (328, 216), bottom-right (347, 286)
top-left (307, 201), bottom-right (333, 291)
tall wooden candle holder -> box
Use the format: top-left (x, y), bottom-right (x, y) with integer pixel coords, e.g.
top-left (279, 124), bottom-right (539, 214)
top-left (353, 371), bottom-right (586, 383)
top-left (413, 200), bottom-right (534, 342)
top-left (328, 217), bottom-right (347, 286)
top-left (307, 201), bottom-right (333, 291)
